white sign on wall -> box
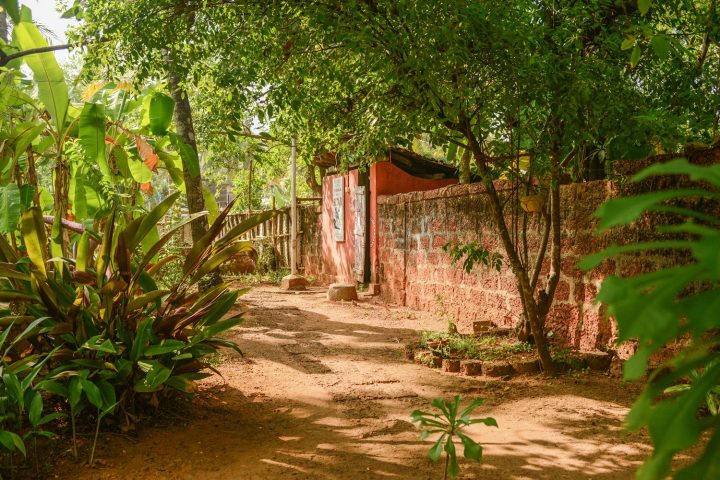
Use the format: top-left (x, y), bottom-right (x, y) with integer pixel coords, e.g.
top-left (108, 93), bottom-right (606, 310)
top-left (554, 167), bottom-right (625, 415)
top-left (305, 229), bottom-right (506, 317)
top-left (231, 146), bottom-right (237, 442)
top-left (332, 176), bottom-right (345, 241)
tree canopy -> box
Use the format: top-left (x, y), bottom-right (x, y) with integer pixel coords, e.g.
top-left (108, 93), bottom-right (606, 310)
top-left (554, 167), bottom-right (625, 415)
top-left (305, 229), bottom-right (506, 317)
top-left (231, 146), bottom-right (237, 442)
top-left (1, 0), bottom-right (719, 475)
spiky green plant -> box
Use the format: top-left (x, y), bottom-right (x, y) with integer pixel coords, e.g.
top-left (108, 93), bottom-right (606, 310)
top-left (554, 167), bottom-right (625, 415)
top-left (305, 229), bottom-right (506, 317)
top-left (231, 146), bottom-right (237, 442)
top-left (411, 396), bottom-right (497, 479)
top-left (0, 193), bottom-right (277, 463)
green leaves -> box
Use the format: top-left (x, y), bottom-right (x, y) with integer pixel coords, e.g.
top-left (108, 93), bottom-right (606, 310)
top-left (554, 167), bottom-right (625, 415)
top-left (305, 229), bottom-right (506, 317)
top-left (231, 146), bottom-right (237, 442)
top-left (169, 132), bottom-right (200, 178)
top-left (143, 340), bottom-right (185, 357)
top-left (0, 0), bottom-right (20, 23)
top-left (79, 103), bottom-right (110, 179)
top-left (20, 206), bottom-right (47, 278)
top-left (459, 433), bottom-right (482, 461)
top-left (1, 122), bottom-right (44, 169)
top-left (0, 183), bottom-right (21, 233)
top-left (632, 158), bottom-right (720, 187)
top-left (592, 189), bottom-right (717, 232)
top-left (586, 161), bottom-right (720, 477)
top-left (125, 191), bottom-right (180, 252)
top-left (149, 92), bottom-right (175, 135)
top-left (638, 0), bottom-right (652, 16)
top-left (28, 391), bottom-right (43, 427)
top-left (128, 155), bottom-right (153, 183)
top-left (82, 336), bottom-right (119, 354)
top-left (127, 290), bottom-right (168, 312)
top-left (412, 395), bottom-right (495, 478)
top-left (12, 21), bottom-right (69, 134)
top-left (428, 434), bottom-right (446, 462)
top-left (635, 361), bottom-right (720, 479)
top-left (675, 431), bottom-right (720, 480)
top-left (443, 241), bottom-right (503, 273)
top-left (130, 318), bottom-right (153, 363)
top-left (621, 36), bottom-right (636, 51)
top-left (80, 378), bottom-right (103, 409)
top-left (202, 184), bottom-right (220, 223)
top-left (0, 188), bottom-right (274, 467)
top-left (629, 45), bottom-right (642, 68)
top-left (134, 361), bottom-right (172, 393)
top-left (650, 35), bottom-right (670, 60)
top-left (0, 430), bottom-right (26, 456)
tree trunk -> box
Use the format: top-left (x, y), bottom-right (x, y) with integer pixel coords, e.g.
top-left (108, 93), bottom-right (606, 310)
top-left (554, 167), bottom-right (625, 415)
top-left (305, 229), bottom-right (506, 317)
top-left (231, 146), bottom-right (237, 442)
top-left (480, 170), bottom-right (554, 374)
top-left (0, 11), bottom-right (8, 44)
top-left (306, 163), bottom-right (322, 197)
top-left (458, 148), bottom-right (471, 184)
top-left (464, 129), bottom-right (555, 374)
top-left (166, 67), bottom-right (209, 243)
top-left (53, 152), bottom-right (70, 256)
top-left (166, 64), bottom-right (222, 287)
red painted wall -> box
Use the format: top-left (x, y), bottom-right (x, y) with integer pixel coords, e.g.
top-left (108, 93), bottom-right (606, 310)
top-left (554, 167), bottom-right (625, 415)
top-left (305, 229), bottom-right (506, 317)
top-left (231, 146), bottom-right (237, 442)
top-left (318, 160), bottom-right (456, 284)
top-left (320, 170), bottom-right (359, 283)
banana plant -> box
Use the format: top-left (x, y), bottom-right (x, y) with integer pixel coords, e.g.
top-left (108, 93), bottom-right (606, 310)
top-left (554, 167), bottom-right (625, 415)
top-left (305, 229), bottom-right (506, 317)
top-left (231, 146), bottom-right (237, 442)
top-left (1, 5), bottom-right (193, 248)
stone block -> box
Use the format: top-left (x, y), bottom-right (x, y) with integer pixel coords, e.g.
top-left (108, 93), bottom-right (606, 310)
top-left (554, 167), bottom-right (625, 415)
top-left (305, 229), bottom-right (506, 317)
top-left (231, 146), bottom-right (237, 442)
top-left (442, 359), bottom-right (461, 373)
top-left (327, 283), bottom-right (358, 301)
top-left (404, 342), bottom-right (420, 361)
top-left (482, 361), bottom-right (514, 377)
top-left (580, 351), bottom-right (613, 372)
top-left (280, 274), bottom-right (308, 291)
top-left (415, 350), bottom-right (442, 368)
top-left (511, 359), bottom-right (541, 374)
top-left (487, 327), bottom-right (513, 337)
top-left (461, 360), bottom-right (483, 376)
top-left (220, 251), bottom-right (256, 274)
top-left (609, 356), bottom-right (624, 378)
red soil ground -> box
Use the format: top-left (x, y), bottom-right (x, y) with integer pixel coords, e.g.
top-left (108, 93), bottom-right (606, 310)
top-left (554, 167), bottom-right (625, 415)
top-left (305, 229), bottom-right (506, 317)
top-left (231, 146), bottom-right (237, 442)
top-left (54, 286), bottom-right (652, 480)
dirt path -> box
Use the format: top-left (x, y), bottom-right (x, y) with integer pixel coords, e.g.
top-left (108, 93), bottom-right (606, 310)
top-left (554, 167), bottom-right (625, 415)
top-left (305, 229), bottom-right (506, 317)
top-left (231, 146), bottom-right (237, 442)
top-left (57, 286), bottom-right (651, 480)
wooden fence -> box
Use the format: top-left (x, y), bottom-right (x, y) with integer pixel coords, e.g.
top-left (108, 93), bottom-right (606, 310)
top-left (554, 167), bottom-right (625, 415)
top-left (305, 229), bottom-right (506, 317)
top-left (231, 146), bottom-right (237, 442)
top-left (171, 197), bottom-right (322, 271)
top-left (178, 208), bottom-right (293, 268)
top-left (223, 209), bottom-right (293, 268)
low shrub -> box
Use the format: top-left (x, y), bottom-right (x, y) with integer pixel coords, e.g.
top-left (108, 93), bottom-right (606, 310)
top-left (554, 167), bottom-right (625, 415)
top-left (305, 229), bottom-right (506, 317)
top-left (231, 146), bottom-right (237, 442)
top-left (419, 331), bottom-right (533, 361)
top-left (0, 194), bottom-right (277, 467)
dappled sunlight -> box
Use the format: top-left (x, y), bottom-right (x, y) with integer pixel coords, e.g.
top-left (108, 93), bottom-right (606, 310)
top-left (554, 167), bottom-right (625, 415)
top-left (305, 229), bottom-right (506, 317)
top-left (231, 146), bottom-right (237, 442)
top-left (55, 287), bottom-right (652, 479)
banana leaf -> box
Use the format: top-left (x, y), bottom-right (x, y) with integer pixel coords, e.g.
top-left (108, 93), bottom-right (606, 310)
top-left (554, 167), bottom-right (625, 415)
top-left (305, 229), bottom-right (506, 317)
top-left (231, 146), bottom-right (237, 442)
top-left (12, 21), bottom-right (69, 135)
top-left (20, 207), bottom-right (47, 278)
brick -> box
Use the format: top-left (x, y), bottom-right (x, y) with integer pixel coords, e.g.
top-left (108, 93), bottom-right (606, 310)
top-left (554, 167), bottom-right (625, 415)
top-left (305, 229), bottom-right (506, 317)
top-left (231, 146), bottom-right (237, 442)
top-left (432, 236), bottom-right (448, 248)
top-left (554, 281), bottom-right (570, 302)
top-left (442, 359), bottom-right (461, 373)
top-left (573, 282), bottom-right (586, 303)
top-left (461, 360), bottom-right (483, 376)
top-left (473, 320), bottom-right (493, 333)
top-left (280, 274), bottom-right (308, 291)
top-left (300, 168), bottom-right (711, 360)
top-left (580, 351), bottom-right (612, 371)
top-left (511, 359), bottom-right (541, 374)
top-left (584, 282), bottom-right (598, 303)
top-left (482, 361), bottom-right (514, 377)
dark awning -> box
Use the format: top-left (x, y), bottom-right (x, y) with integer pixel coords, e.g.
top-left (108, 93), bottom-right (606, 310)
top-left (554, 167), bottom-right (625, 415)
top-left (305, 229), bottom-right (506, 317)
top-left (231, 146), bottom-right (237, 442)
top-left (314, 146), bottom-right (481, 182)
top-left (388, 147), bottom-right (480, 181)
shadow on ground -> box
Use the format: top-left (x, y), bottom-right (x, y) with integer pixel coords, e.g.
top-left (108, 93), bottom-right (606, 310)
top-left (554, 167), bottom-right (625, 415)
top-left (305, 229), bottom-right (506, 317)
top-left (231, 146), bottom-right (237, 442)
top-left (54, 287), bottom-right (650, 480)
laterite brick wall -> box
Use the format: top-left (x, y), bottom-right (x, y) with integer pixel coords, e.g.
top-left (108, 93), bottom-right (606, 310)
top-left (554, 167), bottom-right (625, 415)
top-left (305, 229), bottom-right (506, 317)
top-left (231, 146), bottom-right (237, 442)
top-left (377, 180), bottom-right (620, 352)
top-left (376, 146), bottom-right (720, 354)
top-left (301, 147), bottom-right (719, 355)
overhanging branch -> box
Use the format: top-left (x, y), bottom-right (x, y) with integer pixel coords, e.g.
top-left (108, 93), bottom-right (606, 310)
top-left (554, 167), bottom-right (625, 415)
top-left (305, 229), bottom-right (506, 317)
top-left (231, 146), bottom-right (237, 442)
top-left (0, 43), bottom-right (73, 67)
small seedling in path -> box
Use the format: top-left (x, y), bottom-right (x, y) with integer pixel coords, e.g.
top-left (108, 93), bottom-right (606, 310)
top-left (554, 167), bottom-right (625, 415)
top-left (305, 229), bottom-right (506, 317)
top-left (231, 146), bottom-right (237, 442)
top-left (411, 395), bottom-right (497, 479)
